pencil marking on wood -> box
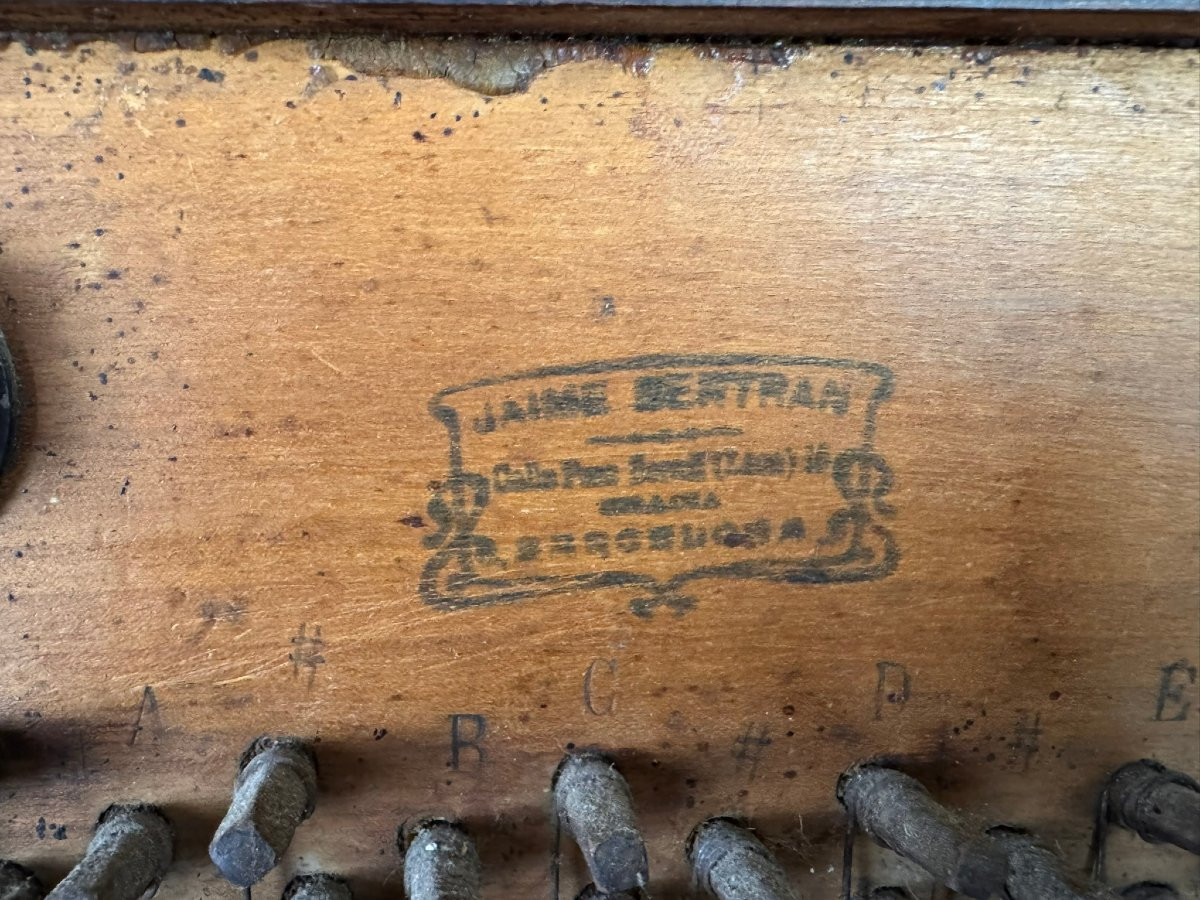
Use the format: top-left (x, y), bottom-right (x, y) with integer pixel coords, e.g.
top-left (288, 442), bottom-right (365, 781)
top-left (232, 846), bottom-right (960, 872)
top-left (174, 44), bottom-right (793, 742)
top-left (1154, 660), bottom-right (1196, 721)
top-left (129, 686), bottom-right (163, 746)
top-left (1007, 710), bottom-right (1042, 772)
top-left (874, 661), bottom-right (911, 720)
top-left (289, 624), bottom-right (326, 689)
top-left (449, 714), bottom-right (487, 771)
top-left (583, 658), bottom-right (618, 716)
top-left (732, 724), bottom-right (772, 779)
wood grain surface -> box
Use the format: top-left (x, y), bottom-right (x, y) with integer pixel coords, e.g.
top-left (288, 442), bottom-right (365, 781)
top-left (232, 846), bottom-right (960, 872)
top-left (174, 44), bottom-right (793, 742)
top-left (0, 36), bottom-right (1197, 898)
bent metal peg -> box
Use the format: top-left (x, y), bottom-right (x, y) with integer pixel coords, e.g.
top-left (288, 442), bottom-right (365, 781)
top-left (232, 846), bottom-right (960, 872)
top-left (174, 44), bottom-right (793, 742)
top-left (687, 817), bottom-right (799, 900)
top-left (402, 818), bottom-right (482, 900)
top-left (0, 861), bottom-right (44, 900)
top-left (209, 735), bottom-right (318, 887)
top-left (554, 751), bottom-right (649, 896)
top-left (46, 805), bottom-right (172, 900)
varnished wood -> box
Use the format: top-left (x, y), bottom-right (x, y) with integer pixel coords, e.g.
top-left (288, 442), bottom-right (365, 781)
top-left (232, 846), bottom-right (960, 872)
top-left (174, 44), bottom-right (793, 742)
top-left (0, 37), bottom-right (1196, 898)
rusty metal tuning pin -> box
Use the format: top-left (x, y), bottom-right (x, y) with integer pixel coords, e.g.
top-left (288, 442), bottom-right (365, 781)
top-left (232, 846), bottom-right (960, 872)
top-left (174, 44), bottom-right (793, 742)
top-left (687, 817), bottom-right (798, 900)
top-left (840, 764), bottom-right (1117, 900)
top-left (0, 327), bottom-right (17, 475)
top-left (283, 874), bottom-right (353, 900)
top-left (1091, 759), bottom-right (1200, 881)
top-left (838, 763), bottom-right (1008, 900)
top-left (46, 805), bottom-right (172, 900)
top-left (986, 825), bottom-right (1116, 900)
top-left (209, 735), bottom-right (318, 887)
top-left (402, 818), bottom-right (482, 900)
top-left (554, 751), bottom-right (649, 896)
top-left (0, 861), bottom-right (44, 900)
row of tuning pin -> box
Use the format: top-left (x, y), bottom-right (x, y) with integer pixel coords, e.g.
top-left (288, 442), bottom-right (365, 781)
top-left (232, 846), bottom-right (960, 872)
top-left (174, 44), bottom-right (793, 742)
top-left (1, 740), bottom-right (1196, 899)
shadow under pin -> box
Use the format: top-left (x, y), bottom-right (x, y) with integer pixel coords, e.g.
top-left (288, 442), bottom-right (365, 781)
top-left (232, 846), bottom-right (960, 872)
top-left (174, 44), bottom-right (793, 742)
top-left (574, 885), bottom-right (646, 900)
top-left (0, 861), bottom-right (44, 900)
top-left (553, 751), bottom-right (649, 896)
top-left (1120, 884), bottom-right (1180, 900)
top-left (45, 805), bottom-right (173, 900)
top-left (209, 736), bottom-right (318, 888)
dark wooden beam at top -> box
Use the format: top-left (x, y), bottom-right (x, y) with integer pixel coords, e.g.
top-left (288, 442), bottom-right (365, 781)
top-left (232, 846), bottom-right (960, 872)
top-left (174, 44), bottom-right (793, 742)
top-left (0, 0), bottom-right (1196, 42)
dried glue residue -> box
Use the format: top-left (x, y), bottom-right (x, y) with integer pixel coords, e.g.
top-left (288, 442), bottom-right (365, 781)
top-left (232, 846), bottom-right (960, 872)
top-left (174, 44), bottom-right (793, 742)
top-left (314, 37), bottom-right (802, 95)
top-left (1, 31), bottom-right (801, 97)
top-left (312, 36), bottom-right (657, 95)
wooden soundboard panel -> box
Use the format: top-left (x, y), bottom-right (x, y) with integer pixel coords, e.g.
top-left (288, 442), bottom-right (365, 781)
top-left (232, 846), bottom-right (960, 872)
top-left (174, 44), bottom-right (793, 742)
top-left (0, 35), bottom-right (1196, 898)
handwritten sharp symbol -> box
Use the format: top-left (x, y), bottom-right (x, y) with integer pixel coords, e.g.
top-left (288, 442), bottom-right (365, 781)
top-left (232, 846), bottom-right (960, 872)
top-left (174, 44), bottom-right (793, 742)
top-left (289, 624), bottom-right (326, 689)
top-left (732, 724), bottom-right (772, 779)
top-left (1009, 711), bottom-right (1042, 772)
